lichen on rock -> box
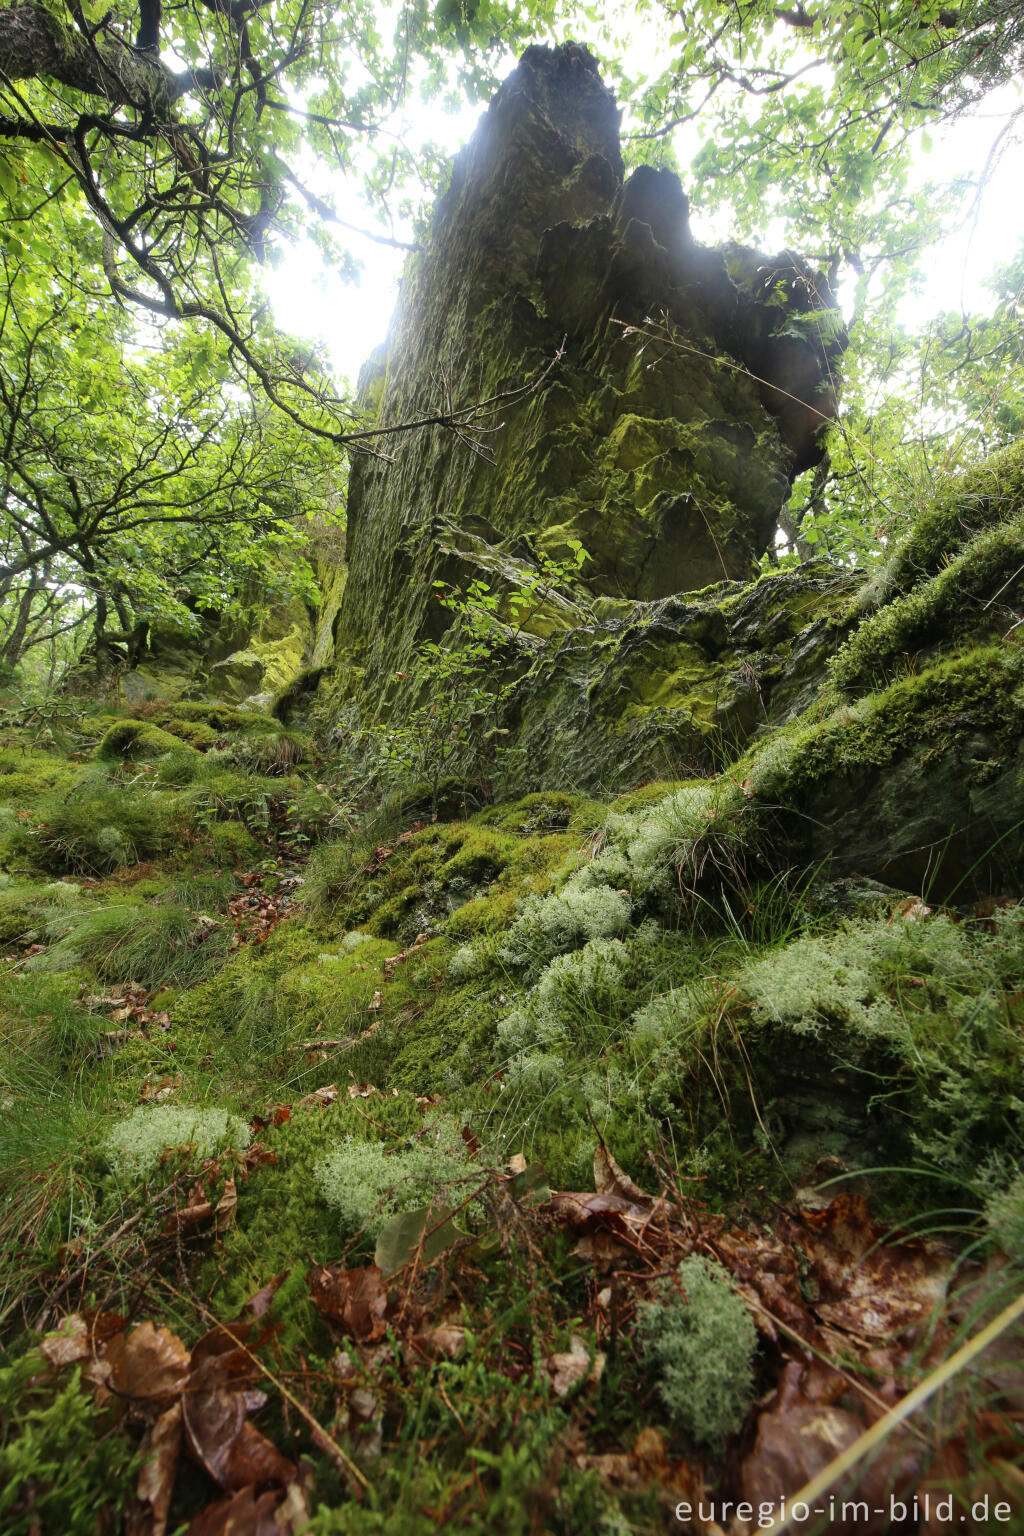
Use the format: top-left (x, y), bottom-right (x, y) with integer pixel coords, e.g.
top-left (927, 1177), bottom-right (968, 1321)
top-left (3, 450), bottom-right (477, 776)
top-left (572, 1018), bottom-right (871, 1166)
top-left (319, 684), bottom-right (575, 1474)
top-left (330, 43), bottom-right (847, 782)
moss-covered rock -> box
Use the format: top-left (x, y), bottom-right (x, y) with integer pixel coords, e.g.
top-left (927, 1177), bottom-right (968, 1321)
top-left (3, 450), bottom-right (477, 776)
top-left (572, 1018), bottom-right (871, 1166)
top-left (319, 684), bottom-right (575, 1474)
top-left (329, 44), bottom-right (846, 767)
top-left (97, 719), bottom-right (197, 761)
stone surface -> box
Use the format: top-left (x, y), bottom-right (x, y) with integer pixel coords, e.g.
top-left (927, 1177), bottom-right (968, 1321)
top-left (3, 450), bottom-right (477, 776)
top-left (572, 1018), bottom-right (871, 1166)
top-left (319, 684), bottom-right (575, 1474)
top-left (332, 42), bottom-right (846, 748)
top-left (318, 43), bottom-right (1024, 897)
top-left (119, 592), bottom-right (318, 709)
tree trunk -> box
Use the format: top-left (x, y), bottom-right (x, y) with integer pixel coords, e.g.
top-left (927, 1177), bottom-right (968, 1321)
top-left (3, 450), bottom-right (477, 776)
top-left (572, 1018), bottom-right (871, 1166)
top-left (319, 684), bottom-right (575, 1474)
top-left (0, 4), bottom-right (182, 113)
top-left (1, 581), bottom-right (43, 668)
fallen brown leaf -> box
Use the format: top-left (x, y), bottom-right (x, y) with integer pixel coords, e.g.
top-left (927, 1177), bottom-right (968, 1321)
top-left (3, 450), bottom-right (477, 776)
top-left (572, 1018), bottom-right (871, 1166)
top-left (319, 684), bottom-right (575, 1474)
top-left (309, 1263), bottom-right (390, 1343)
top-left (740, 1393), bottom-right (919, 1534)
top-left (546, 1334), bottom-right (605, 1396)
top-left (129, 1400), bottom-right (182, 1536)
top-left (182, 1350), bottom-right (296, 1492)
top-left (185, 1483), bottom-right (308, 1535)
top-left (39, 1312), bottom-right (92, 1367)
top-left (106, 1322), bottom-right (192, 1407)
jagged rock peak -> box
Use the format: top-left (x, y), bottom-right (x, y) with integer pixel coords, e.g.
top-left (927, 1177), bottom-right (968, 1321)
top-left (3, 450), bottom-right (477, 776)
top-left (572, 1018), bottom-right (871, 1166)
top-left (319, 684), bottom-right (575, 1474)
top-left (474, 41), bottom-right (624, 183)
top-left (334, 43), bottom-right (848, 763)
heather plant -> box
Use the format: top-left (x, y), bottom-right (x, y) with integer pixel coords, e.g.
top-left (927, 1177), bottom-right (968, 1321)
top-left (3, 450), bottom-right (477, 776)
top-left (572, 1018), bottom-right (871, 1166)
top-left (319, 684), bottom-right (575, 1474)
top-left (0, 1356), bottom-right (138, 1536)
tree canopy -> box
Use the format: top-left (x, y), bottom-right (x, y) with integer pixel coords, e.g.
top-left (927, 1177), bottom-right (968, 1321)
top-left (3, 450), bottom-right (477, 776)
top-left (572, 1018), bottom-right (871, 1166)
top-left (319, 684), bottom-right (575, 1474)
top-left (1, 0), bottom-right (1022, 671)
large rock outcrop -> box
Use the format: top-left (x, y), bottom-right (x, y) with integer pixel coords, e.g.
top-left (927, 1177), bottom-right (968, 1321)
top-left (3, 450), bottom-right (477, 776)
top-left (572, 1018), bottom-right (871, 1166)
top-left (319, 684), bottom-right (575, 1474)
top-left (323, 43), bottom-right (1024, 901)
top-left (331, 42), bottom-right (847, 778)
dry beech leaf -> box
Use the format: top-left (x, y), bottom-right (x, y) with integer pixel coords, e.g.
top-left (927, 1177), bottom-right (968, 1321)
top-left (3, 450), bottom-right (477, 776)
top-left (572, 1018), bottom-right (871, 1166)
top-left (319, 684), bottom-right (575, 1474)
top-left (593, 1143), bottom-right (652, 1205)
top-left (240, 1273), bottom-right (288, 1323)
top-left (550, 1188), bottom-right (676, 1263)
top-left (571, 1230), bottom-right (634, 1266)
top-left (309, 1263), bottom-right (390, 1342)
top-left (546, 1333), bottom-right (605, 1396)
top-left (740, 1394), bottom-right (919, 1533)
top-left (185, 1483), bottom-right (307, 1536)
top-left (415, 1324), bottom-right (466, 1360)
top-left (796, 1194), bottom-right (948, 1343)
top-left (107, 1322), bottom-right (191, 1406)
top-left (39, 1312), bottom-right (91, 1367)
top-left (577, 1427), bottom-right (703, 1510)
top-left (215, 1177), bottom-right (238, 1233)
top-left (890, 896), bottom-right (932, 923)
top-left (129, 1400), bottom-right (182, 1536)
top-left (182, 1351), bottom-right (296, 1493)
top-left (300, 1084), bottom-right (339, 1107)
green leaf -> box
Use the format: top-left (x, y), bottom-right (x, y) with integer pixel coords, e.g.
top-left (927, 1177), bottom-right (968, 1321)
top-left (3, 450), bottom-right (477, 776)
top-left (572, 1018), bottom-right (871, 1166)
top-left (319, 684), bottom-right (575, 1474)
top-left (511, 1161), bottom-right (549, 1202)
top-left (374, 1204), bottom-right (462, 1275)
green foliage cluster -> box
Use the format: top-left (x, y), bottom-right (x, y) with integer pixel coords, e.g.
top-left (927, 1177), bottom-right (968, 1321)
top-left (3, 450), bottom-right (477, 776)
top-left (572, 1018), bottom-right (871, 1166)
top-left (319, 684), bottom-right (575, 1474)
top-left (31, 900), bottom-right (232, 990)
top-left (744, 642), bottom-right (1024, 801)
top-left (9, 748), bottom-right (335, 877)
top-left (374, 555), bottom-right (587, 816)
top-left (0, 1357), bottom-right (137, 1536)
top-left (18, 768), bottom-right (185, 875)
top-left (98, 720), bottom-right (197, 761)
top-left (4, 408), bottom-right (1024, 1527)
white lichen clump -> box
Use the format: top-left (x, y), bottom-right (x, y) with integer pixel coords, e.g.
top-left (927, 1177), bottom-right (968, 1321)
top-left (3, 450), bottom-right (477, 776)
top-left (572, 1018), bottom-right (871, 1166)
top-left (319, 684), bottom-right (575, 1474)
top-left (315, 1119), bottom-right (479, 1237)
top-left (638, 1255), bottom-right (757, 1448)
top-left (499, 884), bottom-right (631, 971)
top-left (106, 1104), bottom-right (251, 1178)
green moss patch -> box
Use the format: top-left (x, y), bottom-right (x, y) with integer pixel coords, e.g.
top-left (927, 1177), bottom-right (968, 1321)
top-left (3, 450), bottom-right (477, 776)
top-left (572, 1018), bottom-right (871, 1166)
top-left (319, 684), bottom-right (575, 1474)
top-left (97, 719), bottom-right (196, 761)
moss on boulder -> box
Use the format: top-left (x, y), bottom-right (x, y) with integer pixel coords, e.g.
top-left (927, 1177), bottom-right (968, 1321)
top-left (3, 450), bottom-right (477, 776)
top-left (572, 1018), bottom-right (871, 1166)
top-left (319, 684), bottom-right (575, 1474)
top-left (97, 719), bottom-right (196, 761)
top-left (329, 43), bottom-right (846, 768)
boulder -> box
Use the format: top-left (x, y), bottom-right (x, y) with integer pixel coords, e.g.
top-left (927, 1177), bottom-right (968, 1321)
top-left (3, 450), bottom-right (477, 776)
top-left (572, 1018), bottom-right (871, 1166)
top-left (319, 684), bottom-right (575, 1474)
top-left (331, 41), bottom-right (846, 773)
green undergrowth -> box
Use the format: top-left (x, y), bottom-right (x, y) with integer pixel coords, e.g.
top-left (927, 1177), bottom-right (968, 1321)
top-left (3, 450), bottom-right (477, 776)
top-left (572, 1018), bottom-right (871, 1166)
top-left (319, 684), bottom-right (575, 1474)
top-left (0, 1354), bottom-right (138, 1536)
top-left (869, 437), bottom-right (1024, 600)
top-left (29, 901), bottom-right (234, 990)
top-left (834, 508), bottom-right (1024, 695)
top-left (6, 734), bottom-right (1024, 1292)
top-left (3, 455), bottom-right (1024, 1536)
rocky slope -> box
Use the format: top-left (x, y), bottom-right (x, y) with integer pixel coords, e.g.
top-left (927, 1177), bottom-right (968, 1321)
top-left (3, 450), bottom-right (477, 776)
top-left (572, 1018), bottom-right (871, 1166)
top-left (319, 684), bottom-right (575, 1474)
top-left (1, 41), bottom-right (1024, 1536)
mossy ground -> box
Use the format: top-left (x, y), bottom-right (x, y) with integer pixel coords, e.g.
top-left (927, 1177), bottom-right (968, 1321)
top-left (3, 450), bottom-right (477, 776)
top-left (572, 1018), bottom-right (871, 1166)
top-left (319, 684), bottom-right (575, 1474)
top-left (3, 456), bottom-right (1024, 1530)
top-left (3, 733), bottom-right (1022, 1530)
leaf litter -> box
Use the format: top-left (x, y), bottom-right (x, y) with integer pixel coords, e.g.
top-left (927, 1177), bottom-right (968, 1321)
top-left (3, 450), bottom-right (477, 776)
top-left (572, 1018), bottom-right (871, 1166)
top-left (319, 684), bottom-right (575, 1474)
top-left (24, 1116), bottom-right (1024, 1533)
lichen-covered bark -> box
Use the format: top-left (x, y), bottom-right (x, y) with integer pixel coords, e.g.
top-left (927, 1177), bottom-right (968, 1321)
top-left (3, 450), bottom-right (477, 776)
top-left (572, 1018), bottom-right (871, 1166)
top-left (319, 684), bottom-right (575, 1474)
top-left (0, 4), bottom-right (185, 113)
top-left (335, 42), bottom-right (846, 753)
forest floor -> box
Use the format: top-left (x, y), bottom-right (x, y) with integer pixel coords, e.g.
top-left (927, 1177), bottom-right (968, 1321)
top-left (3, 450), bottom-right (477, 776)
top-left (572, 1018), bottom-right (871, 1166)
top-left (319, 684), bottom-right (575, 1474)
top-left (1, 694), bottom-right (1023, 1535)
